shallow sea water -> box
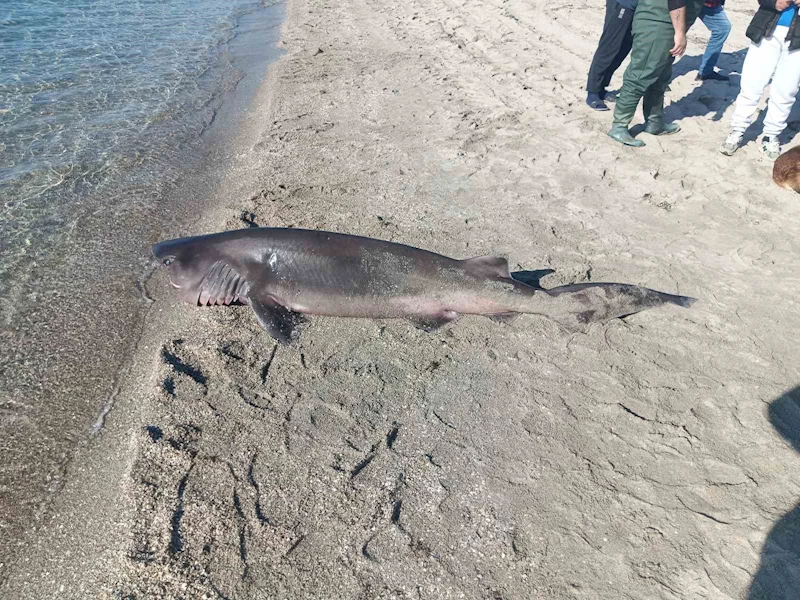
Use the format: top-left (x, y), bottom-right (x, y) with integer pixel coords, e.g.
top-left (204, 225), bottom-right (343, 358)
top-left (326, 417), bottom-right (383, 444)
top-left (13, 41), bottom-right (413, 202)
top-left (0, 0), bottom-right (278, 300)
top-left (0, 0), bottom-right (284, 578)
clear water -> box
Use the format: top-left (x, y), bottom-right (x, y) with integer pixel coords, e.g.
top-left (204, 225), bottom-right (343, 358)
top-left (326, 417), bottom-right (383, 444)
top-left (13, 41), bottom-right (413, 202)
top-left (0, 0), bottom-right (278, 301)
top-left (0, 0), bottom-right (283, 571)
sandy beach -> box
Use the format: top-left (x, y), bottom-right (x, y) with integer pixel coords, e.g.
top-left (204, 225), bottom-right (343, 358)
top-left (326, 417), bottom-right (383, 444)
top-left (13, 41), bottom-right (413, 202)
top-left (3, 0), bottom-right (800, 597)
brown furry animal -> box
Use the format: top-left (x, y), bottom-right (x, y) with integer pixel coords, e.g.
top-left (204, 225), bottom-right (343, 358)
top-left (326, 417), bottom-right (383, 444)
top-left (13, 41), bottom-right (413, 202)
top-left (773, 146), bottom-right (800, 192)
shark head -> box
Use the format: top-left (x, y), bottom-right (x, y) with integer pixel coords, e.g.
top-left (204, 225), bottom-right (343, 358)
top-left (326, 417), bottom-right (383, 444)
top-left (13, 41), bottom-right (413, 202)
top-left (152, 237), bottom-right (218, 304)
top-left (152, 234), bottom-right (251, 306)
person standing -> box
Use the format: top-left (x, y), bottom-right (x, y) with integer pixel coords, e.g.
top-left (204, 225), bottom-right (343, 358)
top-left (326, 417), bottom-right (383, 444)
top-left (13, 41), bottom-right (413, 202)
top-left (586, 0), bottom-right (638, 110)
top-left (719, 0), bottom-right (800, 160)
top-left (696, 0), bottom-right (732, 80)
top-left (608, 0), bottom-right (687, 146)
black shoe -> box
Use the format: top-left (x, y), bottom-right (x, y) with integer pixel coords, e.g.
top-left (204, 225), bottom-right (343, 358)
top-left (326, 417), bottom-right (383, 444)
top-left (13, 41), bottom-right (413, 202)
top-left (587, 92), bottom-right (609, 111)
top-left (696, 70), bottom-right (730, 82)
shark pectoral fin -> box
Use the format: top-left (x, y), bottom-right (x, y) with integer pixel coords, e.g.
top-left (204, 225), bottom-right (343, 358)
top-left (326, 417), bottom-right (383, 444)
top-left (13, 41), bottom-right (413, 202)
top-left (487, 312), bottom-right (519, 325)
top-left (249, 297), bottom-right (306, 344)
top-left (410, 311), bottom-right (460, 333)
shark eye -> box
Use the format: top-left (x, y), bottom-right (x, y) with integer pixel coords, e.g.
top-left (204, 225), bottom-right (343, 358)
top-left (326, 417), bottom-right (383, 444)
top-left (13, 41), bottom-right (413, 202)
top-left (163, 257), bottom-right (174, 266)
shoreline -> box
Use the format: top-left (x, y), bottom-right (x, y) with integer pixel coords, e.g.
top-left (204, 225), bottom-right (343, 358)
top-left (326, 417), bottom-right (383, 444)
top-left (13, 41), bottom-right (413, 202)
top-left (0, 2), bottom-right (285, 591)
top-left (4, 0), bottom-right (800, 597)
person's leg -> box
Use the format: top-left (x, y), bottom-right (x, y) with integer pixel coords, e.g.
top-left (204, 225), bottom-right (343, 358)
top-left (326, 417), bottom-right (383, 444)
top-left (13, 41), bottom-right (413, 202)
top-left (762, 35), bottom-right (800, 158)
top-left (610, 23), bottom-right (672, 146)
top-left (698, 6), bottom-right (732, 78)
top-left (762, 42), bottom-right (800, 138)
top-left (643, 55), bottom-right (680, 134)
top-left (601, 6), bottom-right (635, 92)
top-left (587, 0), bottom-right (636, 109)
top-left (719, 33), bottom-right (782, 155)
top-left (587, 0), bottom-right (617, 93)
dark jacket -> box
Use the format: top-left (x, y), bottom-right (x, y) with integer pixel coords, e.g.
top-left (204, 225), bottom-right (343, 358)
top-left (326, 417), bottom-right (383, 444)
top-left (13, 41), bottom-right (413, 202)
top-left (746, 0), bottom-right (800, 50)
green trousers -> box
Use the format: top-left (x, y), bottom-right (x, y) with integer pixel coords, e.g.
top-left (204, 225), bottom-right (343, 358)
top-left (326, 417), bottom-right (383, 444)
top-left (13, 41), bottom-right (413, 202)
top-left (612, 21), bottom-right (675, 128)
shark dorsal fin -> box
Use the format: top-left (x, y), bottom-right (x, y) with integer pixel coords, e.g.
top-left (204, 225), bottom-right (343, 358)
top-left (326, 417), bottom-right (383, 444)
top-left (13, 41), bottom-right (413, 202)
top-left (462, 255), bottom-right (510, 279)
top-left (198, 261), bottom-right (250, 306)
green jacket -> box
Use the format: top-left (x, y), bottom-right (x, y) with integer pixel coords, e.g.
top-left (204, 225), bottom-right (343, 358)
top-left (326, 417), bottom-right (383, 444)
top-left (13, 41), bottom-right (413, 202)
top-left (634, 0), bottom-right (691, 25)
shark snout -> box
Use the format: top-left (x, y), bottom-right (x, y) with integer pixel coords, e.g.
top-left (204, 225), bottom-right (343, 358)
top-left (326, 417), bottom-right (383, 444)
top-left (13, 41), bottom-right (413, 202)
top-left (151, 240), bottom-right (180, 265)
top-left (150, 245), bottom-right (181, 288)
top-left (151, 241), bottom-right (168, 260)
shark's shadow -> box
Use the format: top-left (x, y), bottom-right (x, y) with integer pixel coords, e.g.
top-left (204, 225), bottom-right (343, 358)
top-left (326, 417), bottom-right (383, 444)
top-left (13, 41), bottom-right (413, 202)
top-left (748, 386), bottom-right (800, 600)
top-left (510, 269), bottom-right (555, 288)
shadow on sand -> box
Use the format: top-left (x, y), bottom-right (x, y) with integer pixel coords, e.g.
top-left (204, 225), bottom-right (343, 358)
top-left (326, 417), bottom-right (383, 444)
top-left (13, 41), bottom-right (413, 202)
top-left (748, 386), bottom-right (800, 600)
top-left (665, 49), bottom-right (747, 123)
top-left (663, 49), bottom-right (800, 148)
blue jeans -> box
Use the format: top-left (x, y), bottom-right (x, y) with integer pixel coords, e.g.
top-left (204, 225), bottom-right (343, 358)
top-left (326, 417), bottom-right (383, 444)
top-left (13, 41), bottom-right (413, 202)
top-left (699, 5), bottom-right (731, 76)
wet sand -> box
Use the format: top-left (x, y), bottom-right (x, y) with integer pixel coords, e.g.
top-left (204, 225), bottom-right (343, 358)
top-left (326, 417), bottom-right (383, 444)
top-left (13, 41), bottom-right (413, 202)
top-left (3, 0), bottom-right (800, 597)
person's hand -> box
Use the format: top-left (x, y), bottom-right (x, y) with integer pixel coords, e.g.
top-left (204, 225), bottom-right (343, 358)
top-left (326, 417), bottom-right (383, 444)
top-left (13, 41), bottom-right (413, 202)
top-left (776, 0), bottom-right (791, 11)
top-left (670, 33), bottom-right (687, 57)
top-left (794, 0), bottom-right (800, 8)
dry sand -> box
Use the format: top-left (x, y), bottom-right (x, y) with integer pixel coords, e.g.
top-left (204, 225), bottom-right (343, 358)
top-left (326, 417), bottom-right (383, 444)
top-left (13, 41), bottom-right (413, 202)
top-left (3, 0), bottom-right (800, 598)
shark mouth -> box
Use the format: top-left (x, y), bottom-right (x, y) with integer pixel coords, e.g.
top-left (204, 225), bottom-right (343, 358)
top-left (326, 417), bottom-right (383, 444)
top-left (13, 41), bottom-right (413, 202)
top-left (197, 261), bottom-right (250, 306)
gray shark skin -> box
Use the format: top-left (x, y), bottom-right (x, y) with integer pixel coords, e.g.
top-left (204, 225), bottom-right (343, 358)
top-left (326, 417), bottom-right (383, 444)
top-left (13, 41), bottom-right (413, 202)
top-left (151, 228), bottom-right (695, 343)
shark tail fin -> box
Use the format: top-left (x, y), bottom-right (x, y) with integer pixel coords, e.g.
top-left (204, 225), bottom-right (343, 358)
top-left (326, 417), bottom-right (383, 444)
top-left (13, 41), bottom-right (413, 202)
top-left (541, 282), bottom-right (696, 333)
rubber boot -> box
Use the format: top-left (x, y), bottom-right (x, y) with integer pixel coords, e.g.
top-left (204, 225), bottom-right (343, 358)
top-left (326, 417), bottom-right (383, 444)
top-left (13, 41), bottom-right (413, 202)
top-left (642, 87), bottom-right (680, 135)
top-left (610, 81), bottom-right (645, 146)
top-left (608, 124), bottom-right (645, 147)
top-left (645, 121), bottom-right (680, 135)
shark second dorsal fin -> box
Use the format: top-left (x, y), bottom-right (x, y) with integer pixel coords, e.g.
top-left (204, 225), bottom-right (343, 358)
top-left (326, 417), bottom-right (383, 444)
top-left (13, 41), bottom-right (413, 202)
top-left (461, 255), bottom-right (510, 279)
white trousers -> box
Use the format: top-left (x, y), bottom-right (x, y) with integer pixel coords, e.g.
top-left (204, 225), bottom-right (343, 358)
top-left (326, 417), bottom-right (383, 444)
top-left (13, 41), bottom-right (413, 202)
top-left (730, 26), bottom-right (800, 137)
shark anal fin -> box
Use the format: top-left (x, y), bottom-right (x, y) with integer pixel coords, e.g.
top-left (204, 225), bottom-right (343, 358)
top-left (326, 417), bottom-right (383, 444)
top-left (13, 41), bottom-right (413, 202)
top-left (410, 311), bottom-right (460, 333)
top-left (249, 297), bottom-right (306, 344)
